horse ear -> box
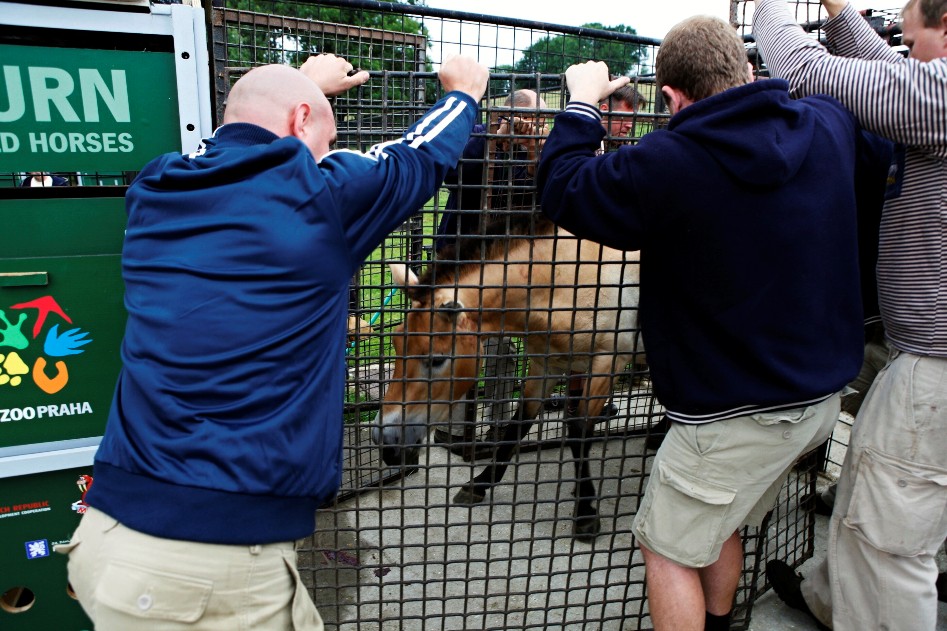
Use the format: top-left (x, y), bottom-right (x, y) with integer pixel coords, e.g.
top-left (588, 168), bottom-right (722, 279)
top-left (389, 263), bottom-right (419, 288)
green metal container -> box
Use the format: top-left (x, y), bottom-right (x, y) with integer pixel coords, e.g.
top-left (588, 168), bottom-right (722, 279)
top-left (0, 0), bottom-right (211, 458)
top-left (1, 194), bottom-right (127, 450)
top-left (0, 463), bottom-right (94, 631)
top-left (0, 3), bottom-right (212, 629)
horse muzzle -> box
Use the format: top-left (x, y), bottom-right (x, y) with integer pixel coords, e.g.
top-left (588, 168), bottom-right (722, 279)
top-left (372, 410), bottom-right (426, 467)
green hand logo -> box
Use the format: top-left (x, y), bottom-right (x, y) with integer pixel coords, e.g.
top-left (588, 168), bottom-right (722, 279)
top-left (0, 309), bottom-right (29, 350)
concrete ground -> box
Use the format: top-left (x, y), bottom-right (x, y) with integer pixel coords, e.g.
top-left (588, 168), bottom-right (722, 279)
top-left (307, 392), bottom-right (947, 630)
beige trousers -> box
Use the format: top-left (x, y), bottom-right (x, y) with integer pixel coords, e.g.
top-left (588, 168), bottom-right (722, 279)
top-left (56, 507), bottom-right (324, 631)
top-left (802, 351), bottom-right (947, 631)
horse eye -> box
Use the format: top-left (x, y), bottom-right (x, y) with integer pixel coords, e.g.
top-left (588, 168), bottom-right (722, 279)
top-left (429, 356), bottom-right (449, 369)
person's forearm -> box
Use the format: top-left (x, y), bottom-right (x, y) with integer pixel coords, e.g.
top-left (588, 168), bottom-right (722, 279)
top-left (821, 2), bottom-right (903, 63)
top-left (755, 0), bottom-right (945, 150)
top-left (822, 0), bottom-right (848, 18)
top-left (325, 91), bottom-right (479, 261)
top-left (537, 112), bottom-right (645, 252)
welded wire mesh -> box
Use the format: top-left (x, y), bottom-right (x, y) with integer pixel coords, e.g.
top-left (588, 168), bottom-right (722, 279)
top-left (731, 1), bottom-right (906, 603)
top-left (214, 1), bottom-right (905, 629)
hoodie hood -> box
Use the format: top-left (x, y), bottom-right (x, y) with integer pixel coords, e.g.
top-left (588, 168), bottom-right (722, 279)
top-left (668, 79), bottom-right (816, 188)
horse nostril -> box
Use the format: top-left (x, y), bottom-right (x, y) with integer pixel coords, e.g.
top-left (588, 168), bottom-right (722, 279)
top-left (381, 446), bottom-right (420, 467)
top-left (381, 446), bottom-right (401, 467)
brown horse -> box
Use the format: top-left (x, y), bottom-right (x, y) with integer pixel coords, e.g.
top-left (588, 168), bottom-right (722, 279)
top-left (371, 215), bottom-right (642, 540)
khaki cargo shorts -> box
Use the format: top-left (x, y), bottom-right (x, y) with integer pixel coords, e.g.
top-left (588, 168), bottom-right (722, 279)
top-left (632, 395), bottom-right (840, 567)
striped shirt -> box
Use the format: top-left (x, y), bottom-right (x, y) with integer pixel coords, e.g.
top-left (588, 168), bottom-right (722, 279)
top-left (753, 1), bottom-right (947, 357)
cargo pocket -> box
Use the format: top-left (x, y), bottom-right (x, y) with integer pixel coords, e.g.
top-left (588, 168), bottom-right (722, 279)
top-left (844, 448), bottom-right (947, 557)
top-left (95, 562), bottom-right (212, 623)
top-left (283, 555), bottom-right (324, 631)
top-left (639, 461), bottom-right (737, 567)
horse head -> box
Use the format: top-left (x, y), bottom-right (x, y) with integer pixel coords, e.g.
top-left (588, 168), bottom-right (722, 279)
top-left (372, 263), bottom-right (483, 466)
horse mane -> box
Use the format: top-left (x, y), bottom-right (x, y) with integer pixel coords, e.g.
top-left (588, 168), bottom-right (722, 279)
top-left (407, 212), bottom-right (557, 302)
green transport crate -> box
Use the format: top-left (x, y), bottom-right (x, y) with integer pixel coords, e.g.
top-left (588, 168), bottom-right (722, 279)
top-left (0, 456), bottom-right (96, 631)
top-left (1, 193), bottom-right (127, 451)
top-left (1, 0), bottom-right (211, 456)
top-left (1, 3), bottom-right (212, 629)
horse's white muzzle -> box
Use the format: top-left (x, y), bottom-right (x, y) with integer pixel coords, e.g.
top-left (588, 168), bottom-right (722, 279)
top-left (372, 409), bottom-right (428, 467)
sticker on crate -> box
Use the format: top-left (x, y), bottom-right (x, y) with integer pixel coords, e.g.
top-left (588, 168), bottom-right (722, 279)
top-left (24, 539), bottom-right (50, 560)
top-left (0, 295), bottom-right (94, 395)
top-left (70, 475), bottom-right (93, 515)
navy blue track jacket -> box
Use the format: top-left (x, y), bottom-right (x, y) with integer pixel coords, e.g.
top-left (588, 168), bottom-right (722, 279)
top-left (87, 92), bottom-right (478, 544)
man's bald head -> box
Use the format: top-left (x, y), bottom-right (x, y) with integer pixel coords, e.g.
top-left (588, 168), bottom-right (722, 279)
top-left (507, 89), bottom-right (547, 110)
top-left (223, 64), bottom-right (337, 159)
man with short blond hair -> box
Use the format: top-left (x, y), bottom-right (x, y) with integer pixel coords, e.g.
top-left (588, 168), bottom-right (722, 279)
top-left (754, 0), bottom-right (947, 629)
top-left (654, 16), bottom-right (753, 102)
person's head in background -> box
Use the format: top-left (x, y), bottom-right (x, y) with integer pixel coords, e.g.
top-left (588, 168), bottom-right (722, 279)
top-left (505, 88), bottom-right (549, 131)
top-left (599, 81), bottom-right (648, 147)
top-left (22, 171), bottom-right (68, 187)
top-left (656, 15), bottom-right (754, 116)
top-left (900, 0), bottom-right (947, 61)
top-left (494, 88), bottom-right (550, 151)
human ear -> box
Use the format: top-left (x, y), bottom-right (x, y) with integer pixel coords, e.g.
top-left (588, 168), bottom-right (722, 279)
top-left (290, 102), bottom-right (312, 139)
top-left (660, 86), bottom-right (679, 115)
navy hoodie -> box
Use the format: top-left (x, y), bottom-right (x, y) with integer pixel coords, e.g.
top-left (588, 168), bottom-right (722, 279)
top-left (86, 92), bottom-right (478, 544)
top-left (537, 79), bottom-right (864, 423)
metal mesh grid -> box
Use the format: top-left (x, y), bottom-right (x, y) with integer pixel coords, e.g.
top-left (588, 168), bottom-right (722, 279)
top-left (202, 2), bottom-right (846, 629)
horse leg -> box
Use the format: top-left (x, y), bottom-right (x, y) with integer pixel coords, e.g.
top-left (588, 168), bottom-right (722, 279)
top-left (452, 401), bottom-right (539, 505)
top-left (562, 369), bottom-right (621, 541)
top-left (564, 415), bottom-right (600, 541)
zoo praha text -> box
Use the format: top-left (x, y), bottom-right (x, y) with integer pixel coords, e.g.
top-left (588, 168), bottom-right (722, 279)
top-left (0, 401), bottom-right (94, 423)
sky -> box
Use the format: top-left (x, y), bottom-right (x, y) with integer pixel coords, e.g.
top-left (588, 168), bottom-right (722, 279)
top-left (420, 0), bottom-right (886, 69)
top-left (423, 0), bottom-right (881, 40)
top-left (423, 0), bottom-right (731, 41)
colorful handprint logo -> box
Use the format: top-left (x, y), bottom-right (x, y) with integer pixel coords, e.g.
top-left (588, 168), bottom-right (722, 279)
top-left (0, 296), bottom-right (92, 395)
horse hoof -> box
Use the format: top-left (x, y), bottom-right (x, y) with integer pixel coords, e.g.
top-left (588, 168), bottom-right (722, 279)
top-left (453, 486), bottom-right (486, 505)
top-left (573, 516), bottom-right (601, 541)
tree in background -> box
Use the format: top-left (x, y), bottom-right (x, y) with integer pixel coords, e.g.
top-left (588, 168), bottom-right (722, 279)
top-left (220, 0), bottom-right (436, 148)
top-left (226, 0), bottom-right (434, 104)
top-left (221, 5), bottom-right (646, 142)
top-left (513, 23), bottom-right (645, 76)
top-left (488, 24), bottom-right (646, 97)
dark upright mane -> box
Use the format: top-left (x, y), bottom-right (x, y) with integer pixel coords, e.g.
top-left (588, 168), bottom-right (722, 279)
top-left (415, 212), bottom-right (557, 290)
